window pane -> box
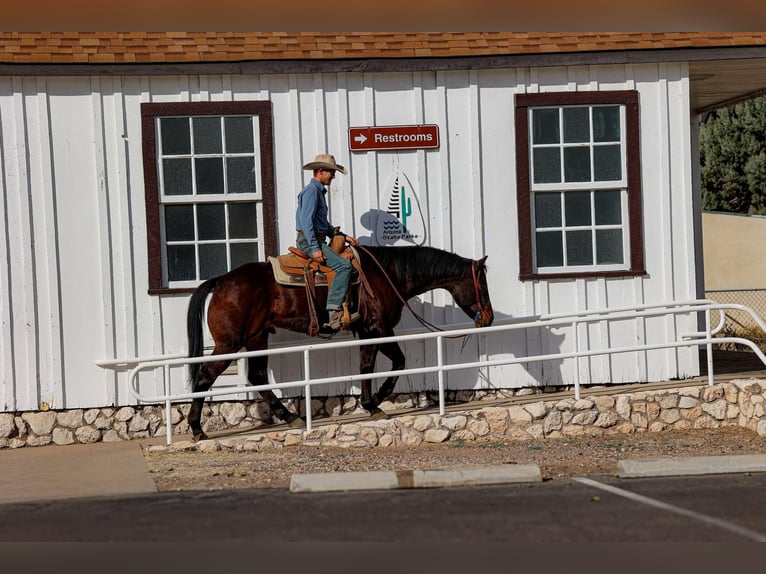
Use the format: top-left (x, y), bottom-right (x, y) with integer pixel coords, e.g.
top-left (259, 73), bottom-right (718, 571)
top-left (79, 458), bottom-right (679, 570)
top-left (532, 108), bottom-right (560, 144)
top-left (594, 145), bottom-right (622, 181)
top-left (564, 147), bottom-right (591, 182)
top-left (197, 203), bottom-right (226, 240)
top-left (160, 118), bottom-right (191, 155)
top-left (231, 242), bottom-right (258, 268)
top-left (193, 116), bottom-right (222, 154)
top-left (227, 157), bottom-right (256, 194)
top-left (229, 202), bottom-right (258, 239)
top-left (596, 229), bottom-right (624, 264)
top-left (564, 191), bottom-right (592, 226)
top-left (563, 107), bottom-right (589, 143)
top-left (195, 157), bottom-right (224, 195)
top-left (225, 116), bottom-right (255, 153)
top-left (167, 245), bottom-right (196, 281)
top-left (593, 106), bottom-right (620, 142)
top-left (595, 190), bottom-right (622, 225)
top-left (566, 230), bottom-right (593, 265)
top-left (534, 192), bottom-right (561, 228)
top-left (536, 231), bottom-right (563, 267)
top-left (533, 148), bottom-right (561, 184)
top-left (162, 158), bottom-right (193, 195)
top-left (199, 244), bottom-right (227, 279)
top-left (164, 204), bottom-right (195, 241)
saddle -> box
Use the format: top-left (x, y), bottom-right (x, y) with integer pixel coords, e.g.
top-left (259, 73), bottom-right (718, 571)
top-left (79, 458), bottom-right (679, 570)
top-left (268, 237), bottom-right (370, 337)
top-left (269, 236), bottom-right (359, 287)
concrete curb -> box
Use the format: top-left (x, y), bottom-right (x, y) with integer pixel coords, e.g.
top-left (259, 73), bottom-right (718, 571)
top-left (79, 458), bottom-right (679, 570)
top-left (290, 463), bottom-right (542, 493)
top-left (618, 454), bottom-right (766, 478)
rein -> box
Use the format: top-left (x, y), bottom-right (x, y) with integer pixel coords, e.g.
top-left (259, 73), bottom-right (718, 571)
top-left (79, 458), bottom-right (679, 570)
top-left (356, 244), bottom-right (445, 332)
top-left (356, 245), bottom-right (486, 336)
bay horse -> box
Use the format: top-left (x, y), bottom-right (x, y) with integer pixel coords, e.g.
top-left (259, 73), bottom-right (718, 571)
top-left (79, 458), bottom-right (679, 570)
top-left (186, 245), bottom-right (494, 441)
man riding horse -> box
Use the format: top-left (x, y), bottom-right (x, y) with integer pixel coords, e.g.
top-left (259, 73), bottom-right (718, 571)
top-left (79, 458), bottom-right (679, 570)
top-left (295, 153), bottom-right (361, 337)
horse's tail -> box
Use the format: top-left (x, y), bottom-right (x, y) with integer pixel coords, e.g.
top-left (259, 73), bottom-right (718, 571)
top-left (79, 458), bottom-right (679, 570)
top-left (187, 276), bottom-right (219, 387)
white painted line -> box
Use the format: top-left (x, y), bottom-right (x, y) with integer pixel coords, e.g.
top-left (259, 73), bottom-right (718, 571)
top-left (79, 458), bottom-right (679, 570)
top-left (290, 464), bottom-right (541, 493)
top-left (573, 477), bottom-right (766, 542)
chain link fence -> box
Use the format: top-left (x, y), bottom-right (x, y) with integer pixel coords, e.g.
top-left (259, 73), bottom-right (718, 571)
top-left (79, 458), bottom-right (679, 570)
top-left (704, 289), bottom-right (766, 351)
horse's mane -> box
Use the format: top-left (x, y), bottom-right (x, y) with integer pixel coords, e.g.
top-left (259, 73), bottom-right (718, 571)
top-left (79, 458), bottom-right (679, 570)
top-left (361, 245), bottom-right (472, 282)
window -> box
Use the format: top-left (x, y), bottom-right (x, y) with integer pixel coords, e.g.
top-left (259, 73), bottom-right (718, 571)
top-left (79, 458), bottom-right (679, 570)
top-left (141, 102), bottom-right (276, 293)
top-left (515, 91), bottom-right (644, 279)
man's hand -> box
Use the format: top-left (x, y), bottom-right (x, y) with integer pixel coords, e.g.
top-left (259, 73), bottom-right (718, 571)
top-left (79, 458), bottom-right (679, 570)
top-left (312, 249), bottom-right (325, 263)
top-left (346, 235), bottom-right (359, 246)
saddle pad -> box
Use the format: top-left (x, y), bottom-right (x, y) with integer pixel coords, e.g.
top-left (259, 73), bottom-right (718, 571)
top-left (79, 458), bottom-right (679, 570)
top-left (269, 256), bottom-right (329, 286)
top-left (268, 250), bottom-right (362, 287)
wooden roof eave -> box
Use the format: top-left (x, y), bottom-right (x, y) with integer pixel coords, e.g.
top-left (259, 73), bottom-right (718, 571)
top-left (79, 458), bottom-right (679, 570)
top-left (3, 45), bottom-right (766, 77)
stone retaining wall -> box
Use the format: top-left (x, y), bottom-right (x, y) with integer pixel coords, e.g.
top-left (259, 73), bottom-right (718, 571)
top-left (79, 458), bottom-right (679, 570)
top-left (2, 379), bottom-right (766, 450)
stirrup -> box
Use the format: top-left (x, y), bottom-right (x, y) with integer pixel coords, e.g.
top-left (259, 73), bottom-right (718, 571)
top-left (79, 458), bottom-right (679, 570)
top-left (319, 305), bottom-right (361, 335)
top-left (344, 311), bottom-right (361, 326)
top-left (318, 312), bottom-right (342, 339)
top-left (341, 303), bottom-right (361, 327)
top-left (323, 310), bottom-right (344, 331)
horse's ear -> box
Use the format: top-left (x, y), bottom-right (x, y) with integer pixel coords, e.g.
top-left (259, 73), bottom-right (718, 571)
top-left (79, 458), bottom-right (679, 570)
top-left (478, 255), bottom-right (488, 267)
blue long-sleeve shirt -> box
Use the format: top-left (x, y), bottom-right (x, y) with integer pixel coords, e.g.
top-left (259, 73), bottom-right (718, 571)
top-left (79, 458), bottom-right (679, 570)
top-left (295, 178), bottom-right (335, 253)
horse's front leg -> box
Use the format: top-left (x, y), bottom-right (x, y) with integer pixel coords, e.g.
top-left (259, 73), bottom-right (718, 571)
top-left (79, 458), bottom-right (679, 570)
top-left (359, 341), bottom-right (405, 420)
top-left (359, 343), bottom-right (384, 418)
top-left (373, 341), bottom-right (406, 408)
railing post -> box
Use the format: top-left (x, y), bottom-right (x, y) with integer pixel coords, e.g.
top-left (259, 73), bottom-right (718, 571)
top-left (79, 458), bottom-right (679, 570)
top-left (164, 364), bottom-right (173, 445)
top-left (437, 335), bottom-right (445, 416)
top-left (304, 348), bottom-right (312, 431)
top-left (573, 318), bottom-right (581, 400)
top-left (706, 307), bottom-right (714, 387)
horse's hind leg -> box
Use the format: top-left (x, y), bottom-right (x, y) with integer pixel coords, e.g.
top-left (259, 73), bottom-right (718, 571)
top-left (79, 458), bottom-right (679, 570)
top-left (188, 352), bottom-right (234, 441)
top-left (246, 339), bottom-right (305, 429)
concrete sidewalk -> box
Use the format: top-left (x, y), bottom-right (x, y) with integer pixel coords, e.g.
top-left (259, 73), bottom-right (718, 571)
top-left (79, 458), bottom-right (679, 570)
top-left (0, 440), bottom-right (157, 504)
top-left (3, 439), bottom-right (766, 502)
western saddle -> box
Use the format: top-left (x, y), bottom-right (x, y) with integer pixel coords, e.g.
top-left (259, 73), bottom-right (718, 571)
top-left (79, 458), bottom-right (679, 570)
top-left (269, 235), bottom-right (367, 336)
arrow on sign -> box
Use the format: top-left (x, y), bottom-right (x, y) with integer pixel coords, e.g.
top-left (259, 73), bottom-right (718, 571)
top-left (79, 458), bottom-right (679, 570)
top-left (353, 133), bottom-right (368, 145)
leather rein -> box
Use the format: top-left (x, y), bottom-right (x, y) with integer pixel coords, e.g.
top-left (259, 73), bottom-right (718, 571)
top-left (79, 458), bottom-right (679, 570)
top-left (356, 245), bottom-right (486, 334)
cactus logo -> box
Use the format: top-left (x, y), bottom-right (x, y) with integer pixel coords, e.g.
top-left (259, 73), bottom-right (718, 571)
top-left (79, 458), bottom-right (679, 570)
top-left (375, 168), bottom-right (426, 246)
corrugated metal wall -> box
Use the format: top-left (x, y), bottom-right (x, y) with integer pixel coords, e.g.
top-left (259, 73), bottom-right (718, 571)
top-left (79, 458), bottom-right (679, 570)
top-left (0, 62), bottom-right (699, 412)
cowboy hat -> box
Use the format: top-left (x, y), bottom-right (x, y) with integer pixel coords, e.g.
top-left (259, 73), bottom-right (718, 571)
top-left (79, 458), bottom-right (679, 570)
top-left (302, 153), bottom-right (348, 175)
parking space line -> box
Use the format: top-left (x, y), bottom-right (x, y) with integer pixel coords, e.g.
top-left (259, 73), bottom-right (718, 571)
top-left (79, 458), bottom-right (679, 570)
top-left (573, 477), bottom-right (766, 542)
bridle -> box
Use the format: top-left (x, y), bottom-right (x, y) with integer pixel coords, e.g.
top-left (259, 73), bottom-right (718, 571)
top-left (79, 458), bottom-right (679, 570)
top-left (471, 259), bottom-right (487, 326)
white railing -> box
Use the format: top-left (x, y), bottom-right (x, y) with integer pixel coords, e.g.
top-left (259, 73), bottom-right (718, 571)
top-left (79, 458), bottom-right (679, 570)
top-left (99, 299), bottom-right (766, 445)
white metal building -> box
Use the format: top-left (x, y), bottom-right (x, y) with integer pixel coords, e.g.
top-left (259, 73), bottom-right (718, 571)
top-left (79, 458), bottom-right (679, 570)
top-left (3, 33), bottom-right (766, 414)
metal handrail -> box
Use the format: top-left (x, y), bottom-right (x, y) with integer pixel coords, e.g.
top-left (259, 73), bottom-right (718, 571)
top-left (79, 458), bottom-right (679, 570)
top-left (104, 299), bottom-right (766, 444)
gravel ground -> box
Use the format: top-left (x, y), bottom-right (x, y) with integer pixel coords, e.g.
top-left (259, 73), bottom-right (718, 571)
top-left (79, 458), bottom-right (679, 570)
top-left (143, 426), bottom-right (766, 491)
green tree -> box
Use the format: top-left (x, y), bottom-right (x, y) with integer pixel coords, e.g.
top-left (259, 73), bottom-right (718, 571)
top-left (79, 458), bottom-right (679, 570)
top-left (700, 96), bottom-right (766, 214)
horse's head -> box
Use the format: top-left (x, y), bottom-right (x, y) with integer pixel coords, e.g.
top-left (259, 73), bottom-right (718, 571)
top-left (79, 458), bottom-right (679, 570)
top-left (453, 256), bottom-right (494, 328)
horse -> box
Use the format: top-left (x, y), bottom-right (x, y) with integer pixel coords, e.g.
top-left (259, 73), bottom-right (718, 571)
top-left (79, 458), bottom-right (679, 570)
top-left (185, 245), bottom-right (494, 441)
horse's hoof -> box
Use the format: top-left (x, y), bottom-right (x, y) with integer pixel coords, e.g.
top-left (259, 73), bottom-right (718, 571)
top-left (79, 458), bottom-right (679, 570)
top-left (288, 417), bottom-right (307, 429)
top-left (192, 430), bottom-right (208, 442)
top-left (370, 410), bottom-right (389, 420)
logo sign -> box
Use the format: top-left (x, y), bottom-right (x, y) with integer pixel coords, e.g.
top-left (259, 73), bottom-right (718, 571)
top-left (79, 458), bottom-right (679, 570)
top-left (374, 167), bottom-right (427, 246)
top-left (349, 125), bottom-right (440, 152)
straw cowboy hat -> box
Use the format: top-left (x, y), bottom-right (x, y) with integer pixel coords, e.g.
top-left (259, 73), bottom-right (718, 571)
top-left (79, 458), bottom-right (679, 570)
top-left (302, 153), bottom-right (348, 175)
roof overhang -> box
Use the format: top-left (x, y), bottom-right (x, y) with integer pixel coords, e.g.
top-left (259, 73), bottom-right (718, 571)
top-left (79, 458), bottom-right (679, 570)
top-left (2, 44), bottom-right (765, 115)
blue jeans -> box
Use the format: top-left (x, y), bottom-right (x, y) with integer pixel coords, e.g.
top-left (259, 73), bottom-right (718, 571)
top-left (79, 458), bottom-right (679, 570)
top-left (296, 234), bottom-right (352, 311)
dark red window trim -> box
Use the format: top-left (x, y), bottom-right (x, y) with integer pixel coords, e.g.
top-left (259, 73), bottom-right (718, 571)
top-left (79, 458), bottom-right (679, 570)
top-left (515, 90), bottom-right (645, 281)
top-left (141, 101), bottom-right (277, 294)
